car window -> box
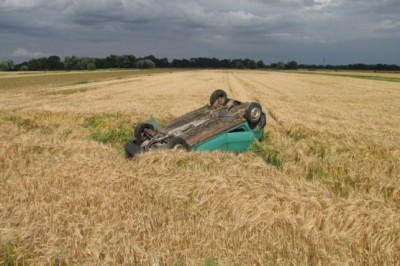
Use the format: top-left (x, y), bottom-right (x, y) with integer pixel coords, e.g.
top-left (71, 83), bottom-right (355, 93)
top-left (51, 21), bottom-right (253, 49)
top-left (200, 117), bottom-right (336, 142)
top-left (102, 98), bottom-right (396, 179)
top-left (229, 127), bottom-right (245, 133)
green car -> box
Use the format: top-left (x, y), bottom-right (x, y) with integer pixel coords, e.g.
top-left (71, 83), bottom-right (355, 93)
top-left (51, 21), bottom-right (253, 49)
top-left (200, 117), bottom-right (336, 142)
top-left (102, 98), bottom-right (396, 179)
top-left (124, 89), bottom-right (267, 158)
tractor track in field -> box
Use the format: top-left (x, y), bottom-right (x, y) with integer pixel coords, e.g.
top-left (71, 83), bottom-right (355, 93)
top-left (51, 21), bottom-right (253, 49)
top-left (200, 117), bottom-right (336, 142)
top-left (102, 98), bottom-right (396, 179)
top-left (229, 72), bottom-right (287, 126)
top-left (226, 73), bottom-right (254, 102)
top-left (233, 72), bottom-right (349, 130)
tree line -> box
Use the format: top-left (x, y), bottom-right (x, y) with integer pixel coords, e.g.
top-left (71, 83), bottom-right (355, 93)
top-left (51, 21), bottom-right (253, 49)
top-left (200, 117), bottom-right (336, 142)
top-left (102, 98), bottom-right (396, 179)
top-left (0, 55), bottom-right (265, 71)
top-left (1, 54), bottom-right (399, 71)
top-left (298, 63), bottom-right (400, 71)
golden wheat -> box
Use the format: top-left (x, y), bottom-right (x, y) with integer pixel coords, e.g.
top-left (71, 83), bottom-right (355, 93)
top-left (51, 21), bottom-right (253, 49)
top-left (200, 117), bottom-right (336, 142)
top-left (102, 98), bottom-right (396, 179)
top-left (1, 70), bottom-right (399, 265)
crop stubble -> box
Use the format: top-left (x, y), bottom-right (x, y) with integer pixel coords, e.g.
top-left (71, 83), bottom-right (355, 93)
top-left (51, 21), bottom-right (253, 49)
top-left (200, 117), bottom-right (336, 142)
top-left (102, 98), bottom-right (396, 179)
top-left (0, 70), bottom-right (399, 265)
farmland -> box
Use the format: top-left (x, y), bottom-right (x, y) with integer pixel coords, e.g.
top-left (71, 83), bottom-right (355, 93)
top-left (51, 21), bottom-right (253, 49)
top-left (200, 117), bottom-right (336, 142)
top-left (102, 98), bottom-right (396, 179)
top-left (1, 69), bottom-right (400, 265)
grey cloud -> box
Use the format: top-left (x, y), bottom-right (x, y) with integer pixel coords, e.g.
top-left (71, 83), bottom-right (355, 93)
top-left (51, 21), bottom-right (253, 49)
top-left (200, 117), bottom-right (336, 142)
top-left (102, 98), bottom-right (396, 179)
top-left (0, 0), bottom-right (399, 64)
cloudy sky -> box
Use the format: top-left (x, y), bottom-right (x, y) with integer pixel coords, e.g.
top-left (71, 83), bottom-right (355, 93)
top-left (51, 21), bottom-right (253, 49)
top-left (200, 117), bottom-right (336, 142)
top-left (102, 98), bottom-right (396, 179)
top-left (1, 0), bottom-right (399, 64)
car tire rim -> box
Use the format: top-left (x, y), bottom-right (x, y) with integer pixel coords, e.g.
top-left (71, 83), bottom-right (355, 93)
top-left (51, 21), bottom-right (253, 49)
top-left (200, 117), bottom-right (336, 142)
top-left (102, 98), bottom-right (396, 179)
top-left (173, 144), bottom-right (183, 150)
top-left (251, 108), bottom-right (261, 121)
top-left (217, 96), bottom-right (226, 105)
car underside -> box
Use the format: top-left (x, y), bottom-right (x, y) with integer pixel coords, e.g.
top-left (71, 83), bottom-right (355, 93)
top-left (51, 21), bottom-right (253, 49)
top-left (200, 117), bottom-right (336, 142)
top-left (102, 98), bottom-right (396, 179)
top-left (124, 89), bottom-right (267, 158)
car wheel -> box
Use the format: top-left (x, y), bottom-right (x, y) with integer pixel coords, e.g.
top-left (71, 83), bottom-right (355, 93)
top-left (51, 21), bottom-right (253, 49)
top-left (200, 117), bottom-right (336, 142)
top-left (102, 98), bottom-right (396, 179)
top-left (134, 123), bottom-right (154, 144)
top-left (258, 112), bottom-right (267, 128)
top-left (168, 137), bottom-right (190, 151)
top-left (124, 139), bottom-right (142, 159)
top-left (245, 102), bottom-right (262, 124)
top-left (249, 112), bottom-right (267, 129)
top-left (210, 89), bottom-right (228, 106)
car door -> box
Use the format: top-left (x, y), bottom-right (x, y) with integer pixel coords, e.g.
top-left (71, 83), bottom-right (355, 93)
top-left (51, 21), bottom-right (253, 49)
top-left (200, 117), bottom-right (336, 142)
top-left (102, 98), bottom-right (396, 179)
top-left (227, 129), bottom-right (256, 152)
top-left (194, 133), bottom-right (228, 151)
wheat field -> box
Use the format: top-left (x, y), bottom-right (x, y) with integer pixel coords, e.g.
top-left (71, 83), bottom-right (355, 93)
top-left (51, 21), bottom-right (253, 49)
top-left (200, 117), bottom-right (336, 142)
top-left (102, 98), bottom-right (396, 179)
top-left (1, 69), bottom-right (400, 265)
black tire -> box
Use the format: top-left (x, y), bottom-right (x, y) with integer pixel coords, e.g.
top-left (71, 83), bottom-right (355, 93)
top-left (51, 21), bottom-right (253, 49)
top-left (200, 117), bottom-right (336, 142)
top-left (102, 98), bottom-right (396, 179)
top-left (124, 140), bottom-right (142, 159)
top-left (245, 102), bottom-right (262, 124)
top-left (249, 112), bottom-right (267, 129)
top-left (134, 123), bottom-right (154, 144)
top-left (258, 112), bottom-right (267, 128)
top-left (210, 89), bottom-right (228, 106)
top-left (125, 141), bottom-right (134, 159)
top-left (168, 137), bottom-right (190, 151)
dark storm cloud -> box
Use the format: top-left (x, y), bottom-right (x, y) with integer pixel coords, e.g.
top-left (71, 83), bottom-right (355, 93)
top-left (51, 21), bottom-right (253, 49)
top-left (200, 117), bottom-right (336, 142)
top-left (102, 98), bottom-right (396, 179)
top-left (0, 0), bottom-right (399, 64)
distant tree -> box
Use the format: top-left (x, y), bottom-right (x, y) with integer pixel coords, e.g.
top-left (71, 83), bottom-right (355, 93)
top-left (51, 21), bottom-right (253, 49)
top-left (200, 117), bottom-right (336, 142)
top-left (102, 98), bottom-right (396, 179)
top-left (350, 63), bottom-right (367, 70)
top-left (64, 56), bottom-right (79, 70)
top-left (172, 59), bottom-right (191, 68)
top-left (246, 60), bottom-right (257, 69)
top-left (13, 61), bottom-right (28, 71)
top-left (87, 62), bottom-right (96, 71)
top-left (220, 59), bottom-right (231, 68)
top-left (116, 55), bottom-right (135, 68)
top-left (79, 57), bottom-right (94, 70)
top-left (47, 56), bottom-right (63, 70)
top-left (27, 57), bottom-right (49, 70)
top-left (143, 55), bottom-right (171, 67)
top-left (94, 58), bottom-right (106, 69)
top-left (257, 60), bottom-right (265, 69)
top-left (136, 59), bottom-right (156, 69)
top-left (286, 61), bottom-right (298, 70)
top-left (275, 62), bottom-right (285, 70)
top-left (104, 55), bottom-right (118, 68)
top-left (0, 60), bottom-right (14, 71)
top-left (157, 57), bottom-right (170, 68)
top-left (144, 55), bottom-right (158, 66)
top-left (64, 56), bottom-right (95, 70)
top-left (232, 60), bottom-right (245, 69)
top-left (0, 61), bottom-right (7, 71)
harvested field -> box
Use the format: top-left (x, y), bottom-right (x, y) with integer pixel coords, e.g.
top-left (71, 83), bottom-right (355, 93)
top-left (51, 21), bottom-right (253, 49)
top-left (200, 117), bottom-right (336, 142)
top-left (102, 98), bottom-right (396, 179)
top-left (1, 69), bottom-right (400, 265)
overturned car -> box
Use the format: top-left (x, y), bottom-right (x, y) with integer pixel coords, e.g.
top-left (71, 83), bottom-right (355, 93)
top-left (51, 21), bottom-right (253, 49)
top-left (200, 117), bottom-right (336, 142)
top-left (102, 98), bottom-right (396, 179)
top-left (124, 89), bottom-right (267, 158)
